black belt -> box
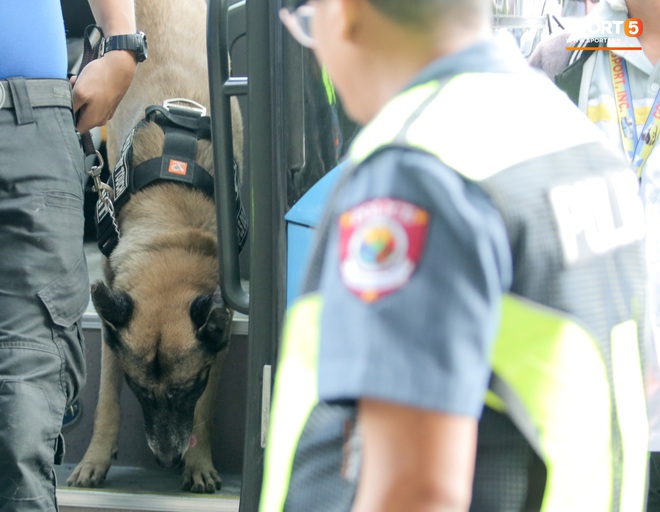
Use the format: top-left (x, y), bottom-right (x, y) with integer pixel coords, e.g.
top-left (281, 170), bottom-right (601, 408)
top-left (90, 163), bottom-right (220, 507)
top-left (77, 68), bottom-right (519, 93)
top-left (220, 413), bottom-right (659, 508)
top-left (0, 79), bottom-right (73, 110)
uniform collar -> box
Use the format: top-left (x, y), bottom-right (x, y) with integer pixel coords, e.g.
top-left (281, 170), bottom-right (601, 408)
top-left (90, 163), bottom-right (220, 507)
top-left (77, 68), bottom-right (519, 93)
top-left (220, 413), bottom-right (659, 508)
top-left (406, 33), bottom-right (530, 92)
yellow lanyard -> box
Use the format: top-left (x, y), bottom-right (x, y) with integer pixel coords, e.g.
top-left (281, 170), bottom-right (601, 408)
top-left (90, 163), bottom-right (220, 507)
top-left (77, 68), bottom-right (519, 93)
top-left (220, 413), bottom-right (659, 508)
top-left (609, 51), bottom-right (660, 178)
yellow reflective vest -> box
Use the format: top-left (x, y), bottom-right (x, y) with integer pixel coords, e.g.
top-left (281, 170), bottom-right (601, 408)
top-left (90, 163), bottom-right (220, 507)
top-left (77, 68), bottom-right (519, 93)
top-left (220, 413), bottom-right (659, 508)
top-left (261, 64), bottom-right (648, 512)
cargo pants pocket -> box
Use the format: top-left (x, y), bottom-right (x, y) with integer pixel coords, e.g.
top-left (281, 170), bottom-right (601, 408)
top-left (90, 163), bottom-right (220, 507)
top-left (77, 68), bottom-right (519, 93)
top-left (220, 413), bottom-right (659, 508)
top-left (0, 380), bottom-right (57, 508)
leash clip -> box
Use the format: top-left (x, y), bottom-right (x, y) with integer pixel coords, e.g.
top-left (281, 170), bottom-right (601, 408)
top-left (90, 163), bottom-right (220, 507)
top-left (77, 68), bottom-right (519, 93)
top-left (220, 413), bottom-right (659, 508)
top-left (84, 150), bottom-right (114, 200)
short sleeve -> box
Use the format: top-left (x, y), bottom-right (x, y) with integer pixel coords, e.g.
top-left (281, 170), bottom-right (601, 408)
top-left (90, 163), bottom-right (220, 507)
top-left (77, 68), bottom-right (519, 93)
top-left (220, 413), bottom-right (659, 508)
top-left (316, 147), bottom-right (512, 418)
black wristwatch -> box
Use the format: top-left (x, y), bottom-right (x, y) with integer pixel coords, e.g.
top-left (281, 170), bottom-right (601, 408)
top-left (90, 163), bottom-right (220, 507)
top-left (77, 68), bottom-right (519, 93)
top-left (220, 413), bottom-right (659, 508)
top-left (101, 31), bottom-right (148, 63)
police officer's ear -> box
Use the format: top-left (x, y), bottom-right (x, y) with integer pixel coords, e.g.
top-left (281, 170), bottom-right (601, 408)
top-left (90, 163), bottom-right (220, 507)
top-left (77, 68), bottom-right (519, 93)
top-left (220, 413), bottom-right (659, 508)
top-left (337, 0), bottom-right (366, 41)
top-left (337, 0), bottom-right (368, 43)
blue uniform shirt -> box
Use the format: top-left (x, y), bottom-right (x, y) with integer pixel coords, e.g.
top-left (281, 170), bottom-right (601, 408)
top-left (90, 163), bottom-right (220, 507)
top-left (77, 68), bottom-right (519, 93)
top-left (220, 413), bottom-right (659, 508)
top-left (0, 0), bottom-right (68, 79)
top-left (313, 40), bottom-right (520, 419)
top-left (317, 147), bottom-right (512, 418)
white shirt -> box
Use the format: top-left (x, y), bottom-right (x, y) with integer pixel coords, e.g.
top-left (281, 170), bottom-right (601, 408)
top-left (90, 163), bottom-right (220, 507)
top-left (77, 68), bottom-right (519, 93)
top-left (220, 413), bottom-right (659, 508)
top-left (574, 1), bottom-right (660, 450)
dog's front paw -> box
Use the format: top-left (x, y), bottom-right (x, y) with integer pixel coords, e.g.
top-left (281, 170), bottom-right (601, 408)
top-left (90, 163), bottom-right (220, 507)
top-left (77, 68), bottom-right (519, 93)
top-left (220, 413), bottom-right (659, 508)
top-left (182, 461), bottom-right (222, 493)
top-left (67, 459), bottom-right (112, 488)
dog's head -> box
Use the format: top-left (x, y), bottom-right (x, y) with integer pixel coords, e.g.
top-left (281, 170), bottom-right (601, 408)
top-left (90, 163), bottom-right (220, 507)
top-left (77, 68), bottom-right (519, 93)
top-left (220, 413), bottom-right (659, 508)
top-left (91, 281), bottom-right (231, 468)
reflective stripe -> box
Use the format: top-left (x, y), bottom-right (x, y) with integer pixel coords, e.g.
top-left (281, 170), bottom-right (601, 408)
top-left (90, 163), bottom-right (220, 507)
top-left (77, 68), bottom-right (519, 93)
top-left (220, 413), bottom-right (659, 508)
top-left (484, 389), bottom-right (506, 412)
top-left (349, 81), bottom-right (441, 163)
top-left (492, 294), bottom-right (613, 512)
top-left (350, 73), bottom-right (603, 181)
top-left (322, 67), bottom-right (337, 106)
top-left (611, 320), bottom-right (648, 512)
top-left (260, 294), bottom-right (322, 512)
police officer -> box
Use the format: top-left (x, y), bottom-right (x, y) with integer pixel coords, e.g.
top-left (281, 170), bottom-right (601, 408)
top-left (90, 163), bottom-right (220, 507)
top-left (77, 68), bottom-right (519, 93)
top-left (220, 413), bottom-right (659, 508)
top-left (0, 1), bottom-right (139, 510)
top-left (262, 0), bottom-right (649, 511)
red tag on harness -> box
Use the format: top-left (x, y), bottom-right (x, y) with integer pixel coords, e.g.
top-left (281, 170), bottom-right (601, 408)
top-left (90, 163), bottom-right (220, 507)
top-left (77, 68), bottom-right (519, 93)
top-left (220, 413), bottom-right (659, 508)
top-left (168, 159), bottom-right (188, 175)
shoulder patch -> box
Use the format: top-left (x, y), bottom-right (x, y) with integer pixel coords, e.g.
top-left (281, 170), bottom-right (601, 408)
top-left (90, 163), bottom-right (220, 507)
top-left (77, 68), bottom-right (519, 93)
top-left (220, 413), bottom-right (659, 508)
top-left (339, 198), bottom-right (429, 303)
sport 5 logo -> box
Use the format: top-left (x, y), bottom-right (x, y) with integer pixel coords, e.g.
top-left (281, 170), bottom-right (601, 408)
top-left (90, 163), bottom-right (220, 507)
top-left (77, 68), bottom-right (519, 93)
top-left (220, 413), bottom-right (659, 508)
top-left (568, 17), bottom-right (643, 45)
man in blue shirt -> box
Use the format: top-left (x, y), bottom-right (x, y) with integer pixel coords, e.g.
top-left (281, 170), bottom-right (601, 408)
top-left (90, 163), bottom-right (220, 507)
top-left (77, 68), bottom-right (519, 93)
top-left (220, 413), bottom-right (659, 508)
top-left (0, 1), bottom-right (138, 510)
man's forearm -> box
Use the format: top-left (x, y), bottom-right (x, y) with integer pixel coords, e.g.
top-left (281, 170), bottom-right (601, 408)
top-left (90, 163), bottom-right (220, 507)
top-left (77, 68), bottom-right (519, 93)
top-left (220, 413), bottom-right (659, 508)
top-left (87, 0), bottom-right (136, 36)
top-left (73, 0), bottom-right (138, 132)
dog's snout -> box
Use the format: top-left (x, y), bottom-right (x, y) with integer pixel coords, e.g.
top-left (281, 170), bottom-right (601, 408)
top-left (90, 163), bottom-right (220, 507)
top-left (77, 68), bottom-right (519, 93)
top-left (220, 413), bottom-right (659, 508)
top-left (155, 452), bottom-right (182, 469)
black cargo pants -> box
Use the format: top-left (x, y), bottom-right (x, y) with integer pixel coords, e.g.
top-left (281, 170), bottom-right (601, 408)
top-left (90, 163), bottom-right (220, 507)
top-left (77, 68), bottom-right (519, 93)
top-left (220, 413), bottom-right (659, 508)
top-left (0, 78), bottom-right (88, 512)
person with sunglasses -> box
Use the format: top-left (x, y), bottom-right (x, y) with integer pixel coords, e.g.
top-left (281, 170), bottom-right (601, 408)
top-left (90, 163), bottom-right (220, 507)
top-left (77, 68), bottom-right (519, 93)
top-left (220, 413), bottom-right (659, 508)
top-left (263, 1), bottom-right (649, 510)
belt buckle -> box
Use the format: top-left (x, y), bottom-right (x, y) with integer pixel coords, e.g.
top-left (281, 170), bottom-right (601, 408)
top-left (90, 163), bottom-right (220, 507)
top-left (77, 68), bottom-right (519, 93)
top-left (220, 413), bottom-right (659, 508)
top-left (0, 81), bottom-right (5, 109)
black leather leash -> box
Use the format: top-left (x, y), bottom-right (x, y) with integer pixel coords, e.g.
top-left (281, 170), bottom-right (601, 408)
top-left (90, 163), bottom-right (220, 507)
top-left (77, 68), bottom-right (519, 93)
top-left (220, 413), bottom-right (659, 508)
top-left (77, 25), bottom-right (108, 190)
top-left (77, 25), bottom-right (121, 246)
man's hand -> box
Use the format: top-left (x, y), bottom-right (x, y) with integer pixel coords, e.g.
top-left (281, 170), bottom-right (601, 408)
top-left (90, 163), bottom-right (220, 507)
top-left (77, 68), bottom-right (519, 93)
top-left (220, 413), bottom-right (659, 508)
top-left (71, 49), bottom-right (137, 134)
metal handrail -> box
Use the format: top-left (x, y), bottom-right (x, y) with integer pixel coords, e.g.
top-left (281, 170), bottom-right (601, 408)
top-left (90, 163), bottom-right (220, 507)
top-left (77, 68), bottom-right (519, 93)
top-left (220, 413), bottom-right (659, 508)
top-left (207, 0), bottom-right (249, 314)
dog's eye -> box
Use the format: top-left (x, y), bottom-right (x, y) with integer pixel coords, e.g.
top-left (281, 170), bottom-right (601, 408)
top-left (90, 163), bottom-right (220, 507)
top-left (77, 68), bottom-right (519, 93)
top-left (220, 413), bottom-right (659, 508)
top-left (168, 387), bottom-right (182, 397)
top-left (167, 384), bottom-right (192, 399)
top-left (167, 373), bottom-right (208, 400)
top-left (139, 387), bottom-right (154, 400)
top-left (125, 375), bottom-right (155, 400)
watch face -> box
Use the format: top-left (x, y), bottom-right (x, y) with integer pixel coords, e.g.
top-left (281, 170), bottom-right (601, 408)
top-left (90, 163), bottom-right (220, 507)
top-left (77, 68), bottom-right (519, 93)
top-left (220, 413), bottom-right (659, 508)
top-left (137, 32), bottom-right (148, 62)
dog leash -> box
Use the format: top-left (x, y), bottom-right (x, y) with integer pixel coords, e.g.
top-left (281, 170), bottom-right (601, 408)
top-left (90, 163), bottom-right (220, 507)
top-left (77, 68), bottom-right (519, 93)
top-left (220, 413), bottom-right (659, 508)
top-left (78, 25), bottom-right (121, 244)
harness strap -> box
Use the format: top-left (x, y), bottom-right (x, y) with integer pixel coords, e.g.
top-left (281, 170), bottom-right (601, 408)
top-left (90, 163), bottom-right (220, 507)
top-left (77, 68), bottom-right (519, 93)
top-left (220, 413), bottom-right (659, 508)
top-left (131, 157), bottom-right (215, 200)
top-left (161, 125), bottom-right (198, 173)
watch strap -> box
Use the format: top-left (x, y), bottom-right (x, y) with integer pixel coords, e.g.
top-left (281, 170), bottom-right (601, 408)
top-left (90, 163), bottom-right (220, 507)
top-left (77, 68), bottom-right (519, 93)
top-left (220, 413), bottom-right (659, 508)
top-left (102, 33), bottom-right (147, 62)
top-left (104, 34), bottom-right (138, 52)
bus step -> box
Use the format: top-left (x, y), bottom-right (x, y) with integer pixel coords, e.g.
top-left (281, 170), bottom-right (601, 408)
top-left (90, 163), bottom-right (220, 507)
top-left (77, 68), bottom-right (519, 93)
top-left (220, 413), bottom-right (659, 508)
top-left (56, 464), bottom-right (240, 512)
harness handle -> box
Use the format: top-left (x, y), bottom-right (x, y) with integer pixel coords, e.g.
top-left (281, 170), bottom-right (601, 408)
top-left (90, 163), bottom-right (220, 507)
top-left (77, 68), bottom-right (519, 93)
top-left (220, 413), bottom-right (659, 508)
top-left (163, 98), bottom-right (207, 116)
top-left (145, 104), bottom-right (212, 138)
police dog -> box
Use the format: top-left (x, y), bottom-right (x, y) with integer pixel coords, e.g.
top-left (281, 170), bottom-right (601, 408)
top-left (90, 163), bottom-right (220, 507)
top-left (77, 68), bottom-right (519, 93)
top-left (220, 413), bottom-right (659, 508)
top-left (67, 0), bottom-right (242, 493)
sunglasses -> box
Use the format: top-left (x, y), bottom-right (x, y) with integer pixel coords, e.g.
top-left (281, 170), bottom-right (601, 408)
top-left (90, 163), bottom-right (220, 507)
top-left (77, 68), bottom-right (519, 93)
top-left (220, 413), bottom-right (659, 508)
top-left (279, 2), bottom-right (317, 48)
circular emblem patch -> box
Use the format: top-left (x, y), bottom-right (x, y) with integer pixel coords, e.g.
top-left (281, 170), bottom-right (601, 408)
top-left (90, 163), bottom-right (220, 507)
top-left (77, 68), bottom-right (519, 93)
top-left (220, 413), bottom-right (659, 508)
top-left (351, 218), bottom-right (407, 271)
top-left (0, 81), bottom-right (5, 110)
top-left (339, 198), bottom-right (429, 302)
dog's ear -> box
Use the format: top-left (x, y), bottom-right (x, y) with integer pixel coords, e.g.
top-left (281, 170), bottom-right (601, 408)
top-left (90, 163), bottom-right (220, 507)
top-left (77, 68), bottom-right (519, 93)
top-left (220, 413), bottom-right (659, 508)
top-left (91, 281), bottom-right (134, 332)
top-left (190, 292), bottom-right (231, 352)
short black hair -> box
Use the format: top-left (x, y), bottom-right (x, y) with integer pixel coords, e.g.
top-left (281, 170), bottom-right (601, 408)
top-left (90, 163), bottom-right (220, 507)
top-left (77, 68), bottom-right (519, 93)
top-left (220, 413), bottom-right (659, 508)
top-left (285, 0), bottom-right (308, 9)
top-left (368, 0), bottom-right (489, 27)
top-left (283, 0), bottom-right (489, 28)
